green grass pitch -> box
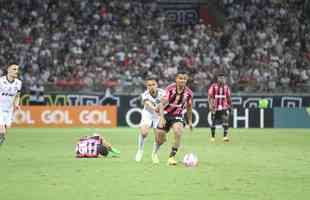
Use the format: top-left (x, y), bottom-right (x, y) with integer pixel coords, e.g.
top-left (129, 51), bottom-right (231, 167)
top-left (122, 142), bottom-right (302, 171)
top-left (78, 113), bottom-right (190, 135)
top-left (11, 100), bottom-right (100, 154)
top-left (1, 128), bottom-right (310, 200)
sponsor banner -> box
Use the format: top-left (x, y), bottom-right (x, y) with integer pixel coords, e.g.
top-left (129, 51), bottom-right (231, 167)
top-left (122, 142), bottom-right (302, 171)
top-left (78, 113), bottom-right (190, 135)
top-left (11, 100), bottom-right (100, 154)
top-left (124, 108), bottom-right (273, 128)
top-left (19, 94), bottom-right (309, 128)
top-left (231, 108), bottom-right (273, 128)
top-left (13, 106), bottom-right (117, 128)
top-left (20, 94), bottom-right (310, 108)
top-left (274, 108), bottom-right (310, 128)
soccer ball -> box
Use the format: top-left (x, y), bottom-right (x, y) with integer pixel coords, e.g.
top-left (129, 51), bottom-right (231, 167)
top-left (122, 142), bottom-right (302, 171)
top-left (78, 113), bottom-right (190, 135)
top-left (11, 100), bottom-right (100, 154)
top-left (183, 153), bottom-right (199, 167)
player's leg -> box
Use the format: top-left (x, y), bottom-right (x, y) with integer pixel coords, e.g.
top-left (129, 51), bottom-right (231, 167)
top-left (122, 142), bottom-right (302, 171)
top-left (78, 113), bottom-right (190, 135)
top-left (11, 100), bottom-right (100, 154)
top-left (101, 136), bottom-right (120, 157)
top-left (0, 125), bottom-right (6, 146)
top-left (138, 116), bottom-right (152, 151)
top-left (152, 128), bottom-right (167, 164)
top-left (210, 112), bottom-right (216, 142)
top-left (152, 114), bottom-right (170, 164)
top-left (0, 111), bottom-right (7, 146)
top-left (168, 121), bottom-right (184, 165)
top-left (222, 110), bottom-right (230, 142)
top-left (139, 125), bottom-right (149, 150)
top-left (153, 129), bottom-right (167, 153)
top-left (135, 111), bottom-right (152, 162)
top-left (135, 124), bottom-right (149, 162)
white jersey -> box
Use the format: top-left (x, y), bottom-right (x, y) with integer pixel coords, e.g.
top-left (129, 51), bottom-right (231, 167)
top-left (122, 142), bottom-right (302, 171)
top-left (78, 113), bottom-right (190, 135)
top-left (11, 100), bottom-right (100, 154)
top-left (141, 88), bottom-right (165, 114)
top-left (140, 88), bottom-right (165, 128)
top-left (0, 76), bottom-right (22, 112)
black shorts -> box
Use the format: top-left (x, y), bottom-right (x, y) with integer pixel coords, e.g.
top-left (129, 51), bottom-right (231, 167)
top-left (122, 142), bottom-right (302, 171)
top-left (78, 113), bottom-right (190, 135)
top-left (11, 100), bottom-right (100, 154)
top-left (211, 109), bottom-right (230, 125)
top-left (97, 144), bottom-right (109, 156)
top-left (157, 114), bottom-right (185, 133)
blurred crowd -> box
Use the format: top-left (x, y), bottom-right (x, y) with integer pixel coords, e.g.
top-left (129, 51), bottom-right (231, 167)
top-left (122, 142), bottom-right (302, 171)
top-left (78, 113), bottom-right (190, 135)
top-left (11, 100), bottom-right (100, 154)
top-left (0, 0), bottom-right (309, 94)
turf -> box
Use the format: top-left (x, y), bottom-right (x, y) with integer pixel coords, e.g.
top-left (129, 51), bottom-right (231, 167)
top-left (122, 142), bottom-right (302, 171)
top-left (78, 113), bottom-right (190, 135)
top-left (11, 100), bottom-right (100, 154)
top-left (0, 128), bottom-right (310, 200)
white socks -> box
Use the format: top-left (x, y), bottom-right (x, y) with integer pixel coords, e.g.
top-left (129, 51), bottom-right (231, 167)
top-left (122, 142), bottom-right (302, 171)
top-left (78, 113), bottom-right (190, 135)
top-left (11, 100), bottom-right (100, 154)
top-left (138, 134), bottom-right (145, 151)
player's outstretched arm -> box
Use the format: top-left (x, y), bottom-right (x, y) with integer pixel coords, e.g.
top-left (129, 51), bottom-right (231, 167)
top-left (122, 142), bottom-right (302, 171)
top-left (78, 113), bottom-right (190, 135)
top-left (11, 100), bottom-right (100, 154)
top-left (158, 98), bottom-right (168, 128)
top-left (144, 100), bottom-right (158, 113)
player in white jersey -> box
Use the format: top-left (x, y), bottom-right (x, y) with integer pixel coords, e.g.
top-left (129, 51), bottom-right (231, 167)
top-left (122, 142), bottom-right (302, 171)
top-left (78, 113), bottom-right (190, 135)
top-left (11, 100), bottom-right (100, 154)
top-left (0, 64), bottom-right (22, 146)
top-left (135, 77), bottom-right (165, 163)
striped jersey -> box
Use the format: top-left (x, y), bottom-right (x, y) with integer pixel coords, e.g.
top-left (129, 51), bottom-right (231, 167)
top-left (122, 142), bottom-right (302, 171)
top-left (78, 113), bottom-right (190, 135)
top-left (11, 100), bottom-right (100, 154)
top-left (163, 83), bottom-right (193, 117)
top-left (208, 83), bottom-right (231, 111)
top-left (75, 136), bottom-right (102, 158)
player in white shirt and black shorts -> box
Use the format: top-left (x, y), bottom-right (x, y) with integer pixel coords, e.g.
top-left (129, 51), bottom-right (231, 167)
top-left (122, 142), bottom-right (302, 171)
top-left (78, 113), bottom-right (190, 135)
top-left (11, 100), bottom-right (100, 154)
top-left (135, 77), bottom-right (165, 163)
top-left (0, 64), bottom-right (22, 146)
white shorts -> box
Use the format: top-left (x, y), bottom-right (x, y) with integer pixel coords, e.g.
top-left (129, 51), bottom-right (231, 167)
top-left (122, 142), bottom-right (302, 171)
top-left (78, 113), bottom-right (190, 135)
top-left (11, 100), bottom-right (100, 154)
top-left (0, 110), bottom-right (13, 127)
top-left (140, 110), bottom-right (159, 129)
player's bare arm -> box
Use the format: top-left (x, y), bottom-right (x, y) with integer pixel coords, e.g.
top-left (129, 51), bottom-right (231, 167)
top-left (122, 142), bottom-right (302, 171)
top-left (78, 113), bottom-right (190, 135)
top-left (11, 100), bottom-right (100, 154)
top-left (158, 97), bottom-right (168, 128)
top-left (227, 95), bottom-right (231, 105)
top-left (227, 95), bottom-right (232, 111)
top-left (208, 96), bottom-right (214, 112)
top-left (186, 100), bottom-right (193, 130)
top-left (144, 100), bottom-right (159, 113)
top-left (13, 92), bottom-right (21, 112)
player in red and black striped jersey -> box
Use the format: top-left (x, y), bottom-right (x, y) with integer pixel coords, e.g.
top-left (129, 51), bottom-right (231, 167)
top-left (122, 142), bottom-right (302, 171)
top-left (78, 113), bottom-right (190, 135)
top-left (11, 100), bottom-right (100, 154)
top-left (153, 71), bottom-right (193, 165)
top-left (208, 73), bottom-right (232, 142)
top-left (75, 134), bottom-right (120, 158)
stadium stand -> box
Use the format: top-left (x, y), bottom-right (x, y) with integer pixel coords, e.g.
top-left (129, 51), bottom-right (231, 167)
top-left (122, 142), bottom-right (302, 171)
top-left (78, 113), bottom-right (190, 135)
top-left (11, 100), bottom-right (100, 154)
top-left (0, 0), bottom-right (309, 94)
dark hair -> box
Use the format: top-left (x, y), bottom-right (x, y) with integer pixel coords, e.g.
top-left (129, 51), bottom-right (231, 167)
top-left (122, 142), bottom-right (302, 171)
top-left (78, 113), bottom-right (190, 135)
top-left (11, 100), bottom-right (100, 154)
top-left (217, 72), bottom-right (225, 77)
top-left (7, 64), bottom-right (18, 69)
top-left (176, 69), bottom-right (188, 76)
top-left (97, 144), bottom-right (109, 156)
top-left (145, 75), bottom-right (158, 82)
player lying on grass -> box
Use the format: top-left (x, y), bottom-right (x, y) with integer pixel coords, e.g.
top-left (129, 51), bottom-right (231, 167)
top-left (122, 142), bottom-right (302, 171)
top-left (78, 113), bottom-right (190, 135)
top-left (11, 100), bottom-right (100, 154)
top-left (75, 133), bottom-right (120, 158)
